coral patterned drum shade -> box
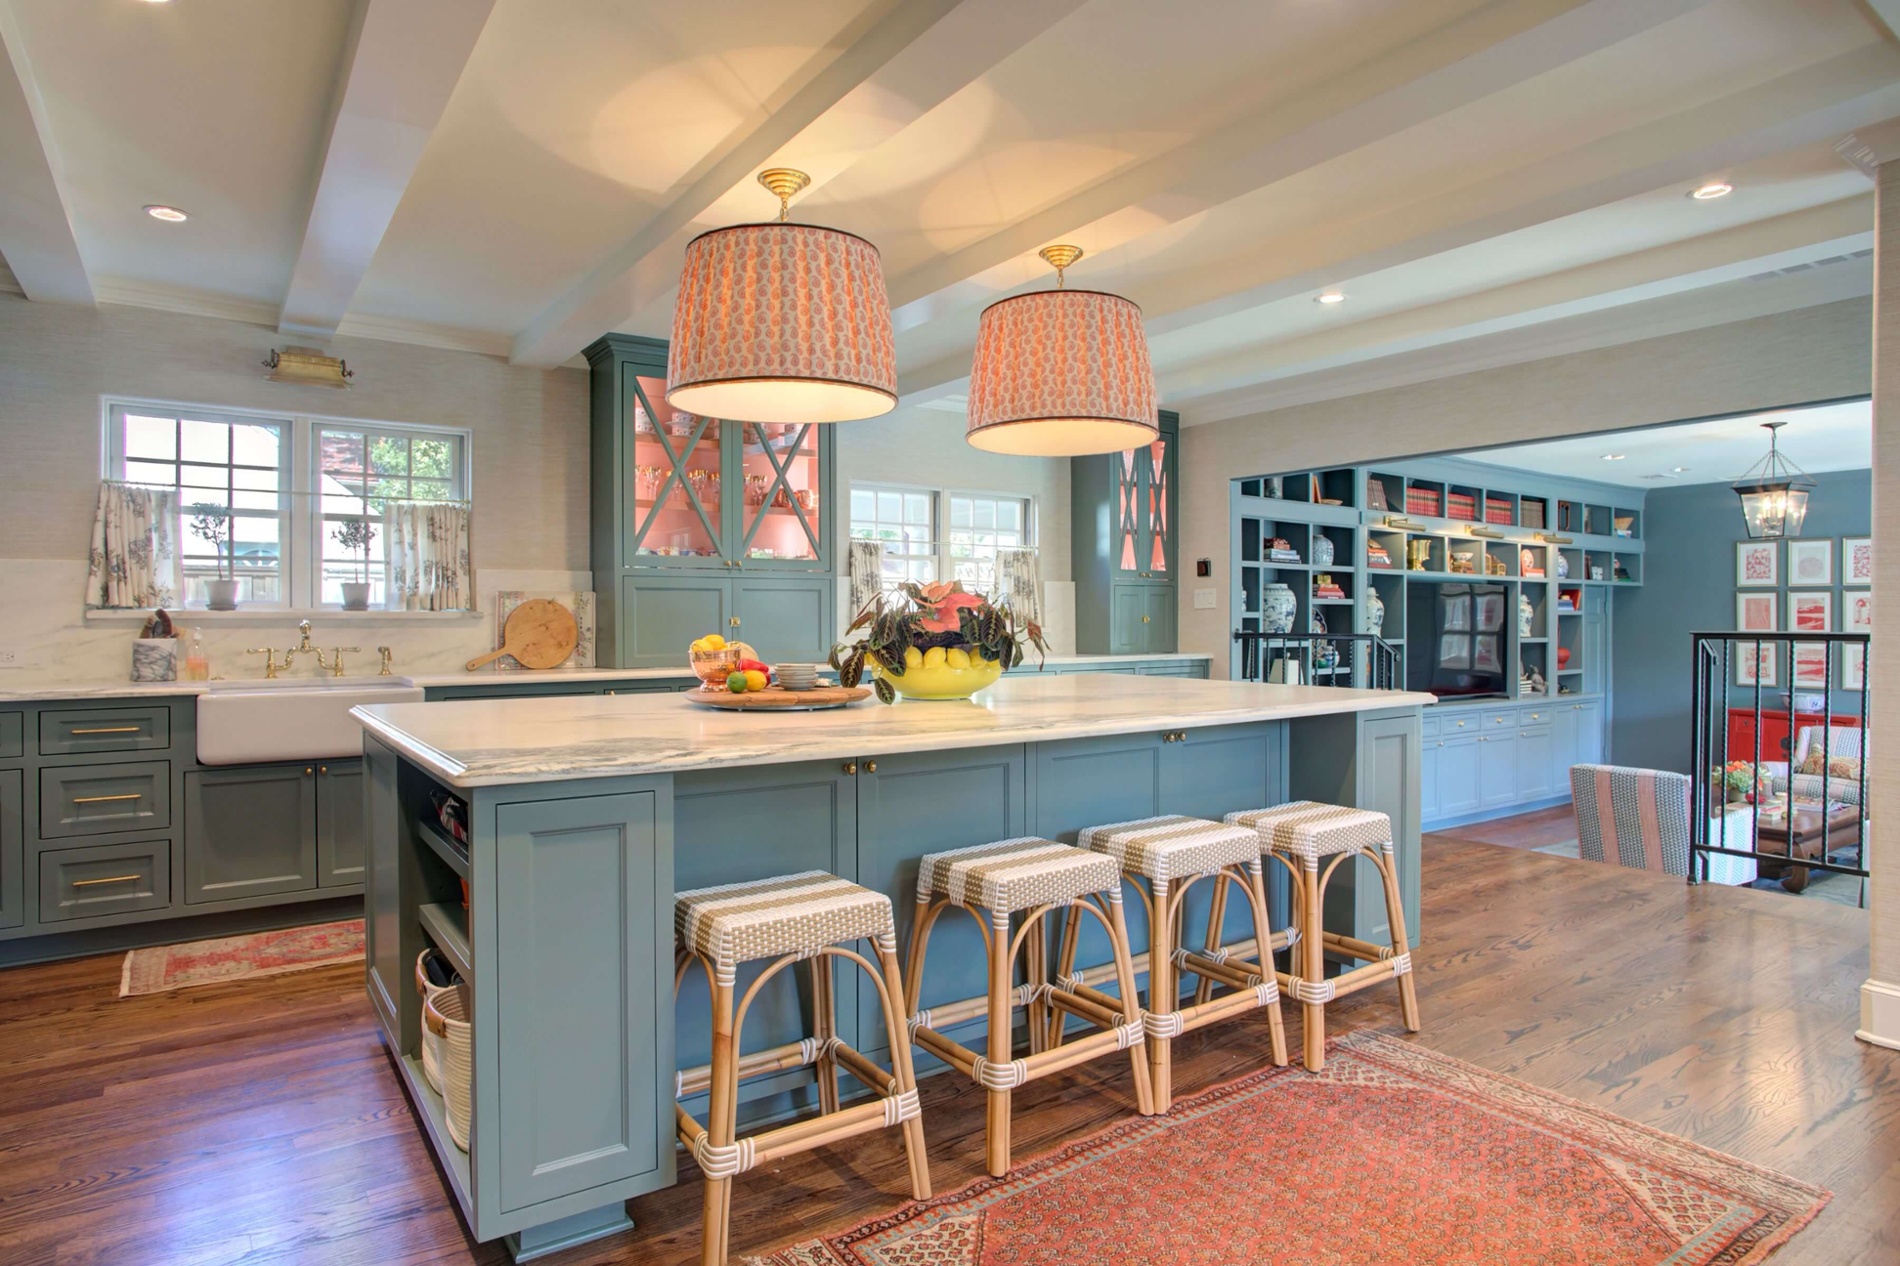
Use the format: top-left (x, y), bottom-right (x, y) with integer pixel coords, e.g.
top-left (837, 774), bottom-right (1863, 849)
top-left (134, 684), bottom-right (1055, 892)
top-left (668, 221), bottom-right (897, 424)
top-left (966, 288), bottom-right (1158, 456)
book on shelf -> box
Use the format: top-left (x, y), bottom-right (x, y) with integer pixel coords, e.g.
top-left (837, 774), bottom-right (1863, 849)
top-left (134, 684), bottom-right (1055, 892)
top-left (1314, 584), bottom-right (1346, 600)
top-left (1366, 541), bottom-right (1393, 568)
top-left (1447, 493), bottom-right (1478, 522)
top-left (1484, 497), bottom-right (1514, 525)
top-left (1268, 549), bottom-right (1302, 564)
top-left (1521, 500), bottom-right (1546, 529)
top-left (1405, 487), bottom-right (1442, 517)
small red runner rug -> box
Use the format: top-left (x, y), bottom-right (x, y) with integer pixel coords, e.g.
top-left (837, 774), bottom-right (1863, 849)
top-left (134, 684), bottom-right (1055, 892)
top-left (749, 1031), bottom-right (1828, 1266)
top-left (118, 919), bottom-right (364, 997)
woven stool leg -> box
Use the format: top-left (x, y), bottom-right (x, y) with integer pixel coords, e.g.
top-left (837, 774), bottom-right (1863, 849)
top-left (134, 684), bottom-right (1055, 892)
top-left (809, 955), bottom-right (840, 1115)
top-left (701, 973), bottom-right (738, 1266)
top-left (1372, 843), bottom-right (1421, 1032)
top-left (1147, 877), bottom-right (1176, 1112)
top-left (870, 932), bottom-right (933, 1201)
top-left (1048, 903), bottom-right (1082, 1051)
top-left (985, 907), bottom-right (1014, 1176)
top-left (1103, 889), bottom-right (1156, 1116)
top-left (1299, 857), bottom-right (1326, 1073)
top-left (1194, 871), bottom-right (1230, 1008)
top-left (1024, 913), bottom-right (1050, 1056)
top-left (1242, 858), bottom-right (1289, 1068)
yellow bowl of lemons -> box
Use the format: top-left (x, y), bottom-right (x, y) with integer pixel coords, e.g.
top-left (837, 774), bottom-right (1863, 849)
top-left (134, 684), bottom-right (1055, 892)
top-left (876, 644), bottom-right (1003, 700)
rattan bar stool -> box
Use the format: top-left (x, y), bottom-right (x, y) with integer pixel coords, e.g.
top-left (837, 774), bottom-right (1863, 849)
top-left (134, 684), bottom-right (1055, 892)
top-left (1226, 802), bottom-right (1420, 1072)
top-left (674, 871), bottom-right (931, 1266)
top-left (904, 838), bottom-right (1152, 1176)
top-left (1069, 815), bottom-right (1288, 1112)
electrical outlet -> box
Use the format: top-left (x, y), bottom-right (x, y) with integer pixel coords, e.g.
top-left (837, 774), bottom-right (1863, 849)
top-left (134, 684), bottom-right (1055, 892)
top-left (0, 648), bottom-right (21, 669)
top-left (1193, 587), bottom-right (1217, 610)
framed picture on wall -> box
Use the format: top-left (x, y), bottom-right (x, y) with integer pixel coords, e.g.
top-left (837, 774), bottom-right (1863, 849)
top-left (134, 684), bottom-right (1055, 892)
top-left (1845, 536), bottom-right (1874, 586)
top-left (1843, 588), bottom-right (1873, 691)
top-left (1787, 539), bottom-right (1833, 586)
top-left (1736, 540), bottom-right (1778, 587)
top-left (1735, 592), bottom-right (1777, 632)
top-left (1793, 642), bottom-right (1831, 688)
top-left (1787, 590), bottom-right (1832, 633)
top-left (1735, 641), bottom-right (1778, 689)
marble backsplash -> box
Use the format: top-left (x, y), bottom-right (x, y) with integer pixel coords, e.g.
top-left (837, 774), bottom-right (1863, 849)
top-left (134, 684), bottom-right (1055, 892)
top-left (0, 558), bottom-right (593, 687)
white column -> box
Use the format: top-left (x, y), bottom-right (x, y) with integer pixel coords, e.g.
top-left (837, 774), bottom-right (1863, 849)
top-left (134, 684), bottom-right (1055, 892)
top-left (1856, 121), bottom-right (1900, 1048)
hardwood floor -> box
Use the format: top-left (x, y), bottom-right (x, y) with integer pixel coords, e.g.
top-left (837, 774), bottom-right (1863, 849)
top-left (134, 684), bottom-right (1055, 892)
top-left (2, 837), bottom-right (1896, 1265)
top-left (1427, 803), bottom-right (1578, 850)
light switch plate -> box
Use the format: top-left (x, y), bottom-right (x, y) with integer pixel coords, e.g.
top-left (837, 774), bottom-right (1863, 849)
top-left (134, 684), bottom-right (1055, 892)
top-left (0, 648), bottom-right (21, 669)
top-left (1192, 588), bottom-right (1217, 610)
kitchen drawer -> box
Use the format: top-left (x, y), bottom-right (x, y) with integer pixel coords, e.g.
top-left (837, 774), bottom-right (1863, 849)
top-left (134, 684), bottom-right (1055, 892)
top-left (40, 705), bottom-right (171, 756)
top-left (1420, 713), bottom-right (1440, 738)
top-left (1483, 711), bottom-right (1514, 729)
top-left (1518, 705), bottom-right (1555, 728)
top-left (39, 839), bottom-right (171, 923)
top-left (0, 712), bottom-right (21, 759)
top-left (40, 761), bottom-right (171, 838)
top-left (1440, 712), bottom-right (1479, 736)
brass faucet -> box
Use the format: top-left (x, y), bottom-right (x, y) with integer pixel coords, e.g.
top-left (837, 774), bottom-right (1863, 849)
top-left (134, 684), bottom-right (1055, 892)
top-left (247, 647), bottom-right (287, 678)
top-left (323, 645), bottom-right (363, 677)
top-left (377, 646), bottom-right (394, 676)
top-left (286, 620), bottom-right (322, 669)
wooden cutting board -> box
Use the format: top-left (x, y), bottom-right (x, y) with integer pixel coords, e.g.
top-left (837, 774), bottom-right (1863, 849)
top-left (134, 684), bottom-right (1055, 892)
top-left (464, 599), bottom-right (578, 671)
top-left (685, 685), bottom-right (871, 710)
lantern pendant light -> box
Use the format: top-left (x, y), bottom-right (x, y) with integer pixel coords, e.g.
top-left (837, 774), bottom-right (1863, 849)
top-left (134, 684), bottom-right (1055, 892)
top-left (965, 244), bottom-right (1159, 456)
top-left (1732, 421), bottom-right (1814, 540)
top-left (667, 168), bottom-right (897, 424)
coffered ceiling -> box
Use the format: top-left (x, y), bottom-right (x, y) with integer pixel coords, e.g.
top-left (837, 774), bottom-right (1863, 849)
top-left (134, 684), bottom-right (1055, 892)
top-left (2, 0), bottom-right (1897, 421)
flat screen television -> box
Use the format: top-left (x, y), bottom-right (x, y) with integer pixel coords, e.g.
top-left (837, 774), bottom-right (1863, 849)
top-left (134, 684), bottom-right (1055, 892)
top-left (1405, 581), bottom-right (1509, 700)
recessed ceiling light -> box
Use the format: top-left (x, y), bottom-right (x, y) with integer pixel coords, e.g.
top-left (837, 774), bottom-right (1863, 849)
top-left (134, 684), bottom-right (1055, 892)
top-left (1315, 291), bottom-right (1347, 305)
top-left (1690, 182), bottom-right (1733, 200)
top-left (1672, 465), bottom-right (1689, 472)
top-left (143, 204), bottom-right (188, 222)
top-left (1601, 453), bottom-right (1626, 461)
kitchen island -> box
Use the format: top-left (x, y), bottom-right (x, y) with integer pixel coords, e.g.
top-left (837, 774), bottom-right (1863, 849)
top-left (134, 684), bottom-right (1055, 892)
top-left (352, 674), bottom-right (1431, 1260)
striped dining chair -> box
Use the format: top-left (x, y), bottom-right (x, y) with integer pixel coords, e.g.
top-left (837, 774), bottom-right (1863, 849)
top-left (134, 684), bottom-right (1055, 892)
top-left (1569, 764), bottom-right (1693, 877)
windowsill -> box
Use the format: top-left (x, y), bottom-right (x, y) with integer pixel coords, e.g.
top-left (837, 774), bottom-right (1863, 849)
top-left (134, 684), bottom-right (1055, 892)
top-left (84, 608), bottom-right (486, 624)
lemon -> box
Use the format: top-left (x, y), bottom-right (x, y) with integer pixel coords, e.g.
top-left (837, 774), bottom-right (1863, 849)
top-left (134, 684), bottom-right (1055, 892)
top-left (690, 637), bottom-right (707, 654)
top-left (923, 645), bottom-right (947, 668)
top-left (704, 633), bottom-right (726, 651)
top-left (945, 647), bottom-right (971, 670)
top-left (904, 646), bottom-right (924, 668)
top-left (743, 669), bottom-right (767, 692)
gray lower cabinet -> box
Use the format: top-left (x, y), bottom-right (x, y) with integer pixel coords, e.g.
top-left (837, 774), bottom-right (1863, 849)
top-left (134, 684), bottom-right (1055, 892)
top-left (39, 839), bottom-right (171, 922)
top-left (316, 760), bottom-right (366, 887)
top-left (1420, 739), bottom-right (1439, 821)
top-left (184, 764), bottom-right (318, 904)
top-left (0, 769), bottom-right (22, 929)
top-left (40, 761), bottom-right (170, 839)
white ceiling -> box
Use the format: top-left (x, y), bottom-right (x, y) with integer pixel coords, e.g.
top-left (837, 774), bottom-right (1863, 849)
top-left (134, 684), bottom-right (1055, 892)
top-left (2, 0), bottom-right (1898, 408)
top-left (1461, 397), bottom-right (1872, 486)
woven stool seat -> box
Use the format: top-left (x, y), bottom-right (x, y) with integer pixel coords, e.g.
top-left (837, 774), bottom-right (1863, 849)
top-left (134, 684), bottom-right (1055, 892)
top-left (1227, 802), bottom-right (1392, 860)
top-left (918, 838), bottom-right (1120, 914)
top-left (1079, 815), bottom-right (1258, 880)
top-left (677, 871), bottom-right (895, 974)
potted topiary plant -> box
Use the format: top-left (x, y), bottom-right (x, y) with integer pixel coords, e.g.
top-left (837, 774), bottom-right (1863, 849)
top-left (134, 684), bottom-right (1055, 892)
top-left (187, 503), bottom-right (239, 610)
top-left (335, 518), bottom-right (376, 611)
top-left (831, 580), bottom-right (1047, 703)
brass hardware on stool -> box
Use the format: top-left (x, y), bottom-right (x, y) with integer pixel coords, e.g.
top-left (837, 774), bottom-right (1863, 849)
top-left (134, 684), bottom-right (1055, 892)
top-left (843, 761), bottom-right (857, 775)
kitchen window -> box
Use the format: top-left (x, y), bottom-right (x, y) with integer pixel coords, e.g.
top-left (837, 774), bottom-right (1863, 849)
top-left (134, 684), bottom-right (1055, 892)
top-left (850, 483), bottom-right (1033, 595)
top-left (104, 399), bottom-right (469, 611)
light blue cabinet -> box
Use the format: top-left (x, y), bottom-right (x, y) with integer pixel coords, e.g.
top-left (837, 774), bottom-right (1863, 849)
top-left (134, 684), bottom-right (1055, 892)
top-left (1515, 726), bottom-right (1554, 799)
top-left (1073, 411), bottom-right (1179, 654)
top-left (1435, 735), bottom-right (1481, 818)
top-left (1478, 730), bottom-right (1516, 810)
top-left (1421, 697), bottom-right (1603, 828)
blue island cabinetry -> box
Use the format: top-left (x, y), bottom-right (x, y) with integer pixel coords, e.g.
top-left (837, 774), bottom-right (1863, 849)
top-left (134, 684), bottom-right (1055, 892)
top-left (361, 685), bottom-right (1422, 1257)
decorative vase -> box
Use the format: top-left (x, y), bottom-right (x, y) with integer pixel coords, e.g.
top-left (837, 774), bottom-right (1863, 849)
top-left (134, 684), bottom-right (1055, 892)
top-left (877, 654), bottom-right (1003, 701)
top-left (1366, 587), bottom-right (1385, 637)
top-left (1557, 646), bottom-right (1572, 669)
top-left (341, 582), bottom-right (371, 612)
top-left (205, 578), bottom-right (239, 611)
top-left (1312, 533), bottom-right (1335, 567)
top-left (1555, 552), bottom-right (1569, 580)
top-left (1518, 592), bottom-right (1535, 638)
top-left (1261, 583), bottom-right (1297, 634)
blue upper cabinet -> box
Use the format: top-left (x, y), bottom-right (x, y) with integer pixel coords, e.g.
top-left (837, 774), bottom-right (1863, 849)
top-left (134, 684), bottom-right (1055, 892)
top-left (1072, 410), bottom-right (1178, 654)
top-left (586, 334), bottom-right (838, 666)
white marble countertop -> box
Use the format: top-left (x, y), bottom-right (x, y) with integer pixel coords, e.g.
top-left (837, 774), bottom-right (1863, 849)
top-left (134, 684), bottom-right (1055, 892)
top-left (353, 674), bottom-right (1434, 789)
top-left (0, 653), bottom-right (1213, 703)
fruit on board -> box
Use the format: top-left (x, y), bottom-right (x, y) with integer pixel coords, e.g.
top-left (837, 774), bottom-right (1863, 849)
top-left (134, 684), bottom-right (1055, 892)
top-left (734, 657), bottom-right (769, 675)
top-left (727, 674), bottom-right (748, 693)
top-left (945, 647), bottom-right (971, 670)
top-left (691, 633), bottom-right (728, 654)
top-left (743, 669), bottom-right (767, 691)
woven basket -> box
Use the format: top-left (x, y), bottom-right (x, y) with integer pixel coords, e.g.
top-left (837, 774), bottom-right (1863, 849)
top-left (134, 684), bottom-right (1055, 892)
top-left (414, 950), bottom-right (459, 1094)
top-left (424, 983), bottom-right (473, 1151)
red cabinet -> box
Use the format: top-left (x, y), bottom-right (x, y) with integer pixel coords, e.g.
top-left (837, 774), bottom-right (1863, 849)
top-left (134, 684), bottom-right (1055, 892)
top-left (1725, 709), bottom-right (1858, 764)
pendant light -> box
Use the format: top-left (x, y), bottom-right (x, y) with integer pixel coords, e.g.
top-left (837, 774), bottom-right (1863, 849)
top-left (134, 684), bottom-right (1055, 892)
top-left (1732, 421), bottom-right (1814, 540)
top-left (667, 168), bottom-right (896, 424)
top-left (965, 244), bottom-right (1158, 456)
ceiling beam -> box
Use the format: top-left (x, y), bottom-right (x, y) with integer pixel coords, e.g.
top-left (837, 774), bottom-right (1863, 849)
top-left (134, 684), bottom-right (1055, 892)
top-left (510, 0), bottom-right (1086, 368)
top-left (883, 0), bottom-right (1716, 332)
top-left (895, 41), bottom-right (1900, 402)
top-left (277, 0), bottom-right (495, 340)
top-left (0, 3), bottom-right (90, 304)
top-left (1861, 0), bottom-right (1900, 44)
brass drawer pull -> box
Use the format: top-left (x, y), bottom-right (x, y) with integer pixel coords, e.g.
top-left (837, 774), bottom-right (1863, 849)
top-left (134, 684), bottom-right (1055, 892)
top-left (71, 874), bottom-right (142, 887)
top-left (843, 761), bottom-right (857, 775)
top-left (71, 793), bottom-right (141, 804)
top-left (865, 760), bottom-right (878, 773)
top-left (70, 726), bottom-right (143, 735)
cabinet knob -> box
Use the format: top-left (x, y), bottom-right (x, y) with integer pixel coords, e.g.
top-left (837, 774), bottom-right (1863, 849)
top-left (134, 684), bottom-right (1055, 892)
top-left (729, 617), bottom-right (741, 627)
top-left (318, 765), bottom-right (328, 774)
top-left (305, 766), bottom-right (314, 776)
top-left (865, 760), bottom-right (878, 773)
top-left (843, 760), bottom-right (857, 775)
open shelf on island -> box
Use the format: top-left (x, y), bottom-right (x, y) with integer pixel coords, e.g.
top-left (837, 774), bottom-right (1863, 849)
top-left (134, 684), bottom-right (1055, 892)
top-left (394, 1053), bottom-right (472, 1221)
top-left (419, 902), bottom-right (473, 980)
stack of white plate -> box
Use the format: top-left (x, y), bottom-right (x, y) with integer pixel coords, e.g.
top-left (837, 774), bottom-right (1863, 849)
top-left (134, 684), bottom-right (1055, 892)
top-left (775, 663), bottom-right (823, 691)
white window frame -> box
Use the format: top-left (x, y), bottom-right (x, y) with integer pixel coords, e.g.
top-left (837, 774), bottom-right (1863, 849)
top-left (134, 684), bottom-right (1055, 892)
top-left (102, 396), bottom-right (471, 612)
top-left (849, 481), bottom-right (1035, 595)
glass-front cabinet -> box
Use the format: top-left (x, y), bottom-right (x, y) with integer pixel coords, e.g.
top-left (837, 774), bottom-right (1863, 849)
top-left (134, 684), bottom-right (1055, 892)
top-left (588, 336), bottom-right (837, 667)
top-left (1112, 425), bottom-right (1175, 582)
top-left (1072, 410), bottom-right (1179, 655)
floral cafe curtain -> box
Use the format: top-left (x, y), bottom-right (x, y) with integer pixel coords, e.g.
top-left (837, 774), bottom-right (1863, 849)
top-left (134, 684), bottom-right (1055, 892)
top-left (84, 482), bottom-right (181, 610)
top-left (386, 501), bottom-right (473, 611)
top-left (994, 546), bottom-right (1041, 624)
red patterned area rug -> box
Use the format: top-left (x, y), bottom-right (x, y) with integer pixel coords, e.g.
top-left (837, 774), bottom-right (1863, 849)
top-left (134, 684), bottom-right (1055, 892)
top-left (748, 1031), bottom-right (1827, 1266)
top-left (118, 919), bottom-right (364, 997)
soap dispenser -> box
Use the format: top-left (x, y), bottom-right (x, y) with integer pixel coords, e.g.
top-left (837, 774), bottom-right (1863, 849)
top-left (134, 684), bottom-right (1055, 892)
top-left (185, 627), bottom-right (210, 681)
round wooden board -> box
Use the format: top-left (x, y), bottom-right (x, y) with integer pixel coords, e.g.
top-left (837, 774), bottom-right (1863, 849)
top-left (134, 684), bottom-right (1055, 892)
top-left (464, 598), bottom-right (578, 671)
top-left (684, 684), bottom-right (871, 711)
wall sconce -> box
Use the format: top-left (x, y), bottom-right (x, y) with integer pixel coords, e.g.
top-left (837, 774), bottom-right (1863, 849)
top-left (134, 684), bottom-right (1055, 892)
top-left (263, 346), bottom-right (353, 389)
